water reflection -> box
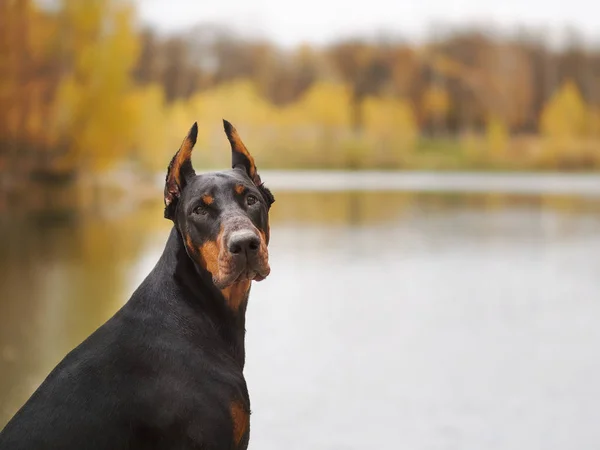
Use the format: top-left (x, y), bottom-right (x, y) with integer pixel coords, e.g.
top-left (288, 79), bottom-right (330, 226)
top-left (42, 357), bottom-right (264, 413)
top-left (1, 190), bottom-right (600, 449)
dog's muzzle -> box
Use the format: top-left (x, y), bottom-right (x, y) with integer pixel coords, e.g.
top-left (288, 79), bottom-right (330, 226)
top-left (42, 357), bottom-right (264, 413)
top-left (213, 225), bottom-right (270, 289)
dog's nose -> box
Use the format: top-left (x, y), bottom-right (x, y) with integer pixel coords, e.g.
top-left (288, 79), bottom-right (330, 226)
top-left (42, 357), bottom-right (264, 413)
top-left (228, 230), bottom-right (260, 255)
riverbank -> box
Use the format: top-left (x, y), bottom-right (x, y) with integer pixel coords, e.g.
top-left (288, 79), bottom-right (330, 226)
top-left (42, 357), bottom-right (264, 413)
top-left (148, 170), bottom-right (600, 197)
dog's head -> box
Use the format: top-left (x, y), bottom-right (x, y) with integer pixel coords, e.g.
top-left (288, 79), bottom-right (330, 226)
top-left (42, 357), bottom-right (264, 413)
top-left (164, 120), bottom-right (274, 293)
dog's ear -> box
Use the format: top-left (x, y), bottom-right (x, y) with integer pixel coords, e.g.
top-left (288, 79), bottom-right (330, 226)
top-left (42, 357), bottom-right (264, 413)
top-left (164, 122), bottom-right (198, 220)
top-left (223, 119), bottom-right (275, 208)
top-left (223, 119), bottom-right (261, 184)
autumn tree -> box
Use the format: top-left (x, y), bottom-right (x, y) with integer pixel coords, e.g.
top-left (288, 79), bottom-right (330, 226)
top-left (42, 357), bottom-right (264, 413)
top-left (363, 96), bottom-right (418, 165)
top-left (328, 41), bottom-right (394, 131)
top-left (421, 85), bottom-right (451, 135)
top-left (53, 0), bottom-right (140, 171)
top-left (485, 115), bottom-right (509, 159)
top-left (540, 80), bottom-right (588, 139)
top-left (0, 0), bottom-right (59, 165)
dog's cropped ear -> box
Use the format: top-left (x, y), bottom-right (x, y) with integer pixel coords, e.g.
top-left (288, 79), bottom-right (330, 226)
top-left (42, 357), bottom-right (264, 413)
top-left (223, 119), bottom-right (261, 184)
top-left (164, 122), bottom-right (198, 220)
top-left (223, 119), bottom-right (274, 207)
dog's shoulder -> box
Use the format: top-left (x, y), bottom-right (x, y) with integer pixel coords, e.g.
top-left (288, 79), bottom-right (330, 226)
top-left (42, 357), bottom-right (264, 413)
top-left (1, 291), bottom-right (247, 449)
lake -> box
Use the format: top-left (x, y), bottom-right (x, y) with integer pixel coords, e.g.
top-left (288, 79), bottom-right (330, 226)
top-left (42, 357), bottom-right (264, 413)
top-left (1, 172), bottom-right (600, 449)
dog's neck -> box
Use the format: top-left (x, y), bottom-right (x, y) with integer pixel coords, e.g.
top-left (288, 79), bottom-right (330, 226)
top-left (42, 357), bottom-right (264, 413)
top-left (158, 227), bottom-right (249, 369)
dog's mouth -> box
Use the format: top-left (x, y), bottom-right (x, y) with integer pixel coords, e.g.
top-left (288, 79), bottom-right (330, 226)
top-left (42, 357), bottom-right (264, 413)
top-left (212, 243), bottom-right (270, 289)
top-left (213, 261), bottom-right (270, 290)
top-left (233, 267), bottom-right (267, 284)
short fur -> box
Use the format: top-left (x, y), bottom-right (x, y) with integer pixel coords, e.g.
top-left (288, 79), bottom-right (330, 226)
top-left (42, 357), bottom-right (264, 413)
top-left (0, 120), bottom-right (274, 450)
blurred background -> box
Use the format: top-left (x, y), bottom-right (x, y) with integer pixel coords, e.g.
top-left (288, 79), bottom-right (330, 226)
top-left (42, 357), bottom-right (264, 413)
top-left (1, 0), bottom-right (600, 448)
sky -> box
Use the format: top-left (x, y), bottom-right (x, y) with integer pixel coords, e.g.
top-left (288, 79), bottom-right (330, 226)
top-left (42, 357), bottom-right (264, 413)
top-left (137, 0), bottom-right (600, 47)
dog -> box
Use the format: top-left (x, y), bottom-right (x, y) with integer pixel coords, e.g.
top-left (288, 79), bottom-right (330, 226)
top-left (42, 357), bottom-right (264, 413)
top-left (0, 120), bottom-right (275, 450)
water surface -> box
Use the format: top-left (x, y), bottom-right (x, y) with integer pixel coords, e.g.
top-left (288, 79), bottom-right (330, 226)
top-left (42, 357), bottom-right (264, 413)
top-left (1, 186), bottom-right (600, 450)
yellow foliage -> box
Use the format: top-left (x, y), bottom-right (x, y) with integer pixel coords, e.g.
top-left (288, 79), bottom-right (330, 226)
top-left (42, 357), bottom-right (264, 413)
top-left (540, 80), bottom-right (588, 140)
top-left (0, 1), bottom-right (56, 145)
top-left (52, 0), bottom-right (139, 170)
top-left (363, 96), bottom-right (417, 143)
top-left (588, 108), bottom-right (600, 138)
top-left (127, 84), bottom-right (168, 171)
top-left (486, 115), bottom-right (509, 159)
top-left (163, 80), bottom-right (355, 169)
top-left (291, 82), bottom-right (352, 128)
top-left (185, 81), bottom-right (277, 168)
top-left (359, 96), bottom-right (418, 166)
top-left (5, 1), bottom-right (600, 175)
top-left (422, 85), bottom-right (450, 118)
top-left (188, 81), bottom-right (275, 128)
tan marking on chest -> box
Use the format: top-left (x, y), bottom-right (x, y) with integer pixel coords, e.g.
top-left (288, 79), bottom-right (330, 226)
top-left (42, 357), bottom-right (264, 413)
top-left (221, 279), bottom-right (251, 311)
top-left (230, 401), bottom-right (249, 446)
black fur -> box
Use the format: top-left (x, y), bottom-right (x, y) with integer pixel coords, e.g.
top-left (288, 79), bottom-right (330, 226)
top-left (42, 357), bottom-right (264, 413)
top-left (0, 122), bottom-right (273, 450)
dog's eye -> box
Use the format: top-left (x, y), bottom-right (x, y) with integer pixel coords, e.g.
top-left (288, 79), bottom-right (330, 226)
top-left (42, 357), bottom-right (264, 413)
top-left (193, 205), bottom-right (208, 215)
top-left (246, 195), bottom-right (258, 206)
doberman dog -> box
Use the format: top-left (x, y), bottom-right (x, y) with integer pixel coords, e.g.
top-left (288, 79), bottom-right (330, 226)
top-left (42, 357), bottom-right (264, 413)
top-left (0, 120), bottom-right (275, 450)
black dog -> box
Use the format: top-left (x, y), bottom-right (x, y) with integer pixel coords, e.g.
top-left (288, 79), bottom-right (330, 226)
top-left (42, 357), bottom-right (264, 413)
top-left (0, 121), bottom-right (275, 450)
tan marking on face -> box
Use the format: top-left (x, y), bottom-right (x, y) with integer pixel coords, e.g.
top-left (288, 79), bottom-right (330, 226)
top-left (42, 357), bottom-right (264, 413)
top-left (185, 234), bottom-right (196, 255)
top-left (260, 227), bottom-right (269, 246)
top-left (230, 401), bottom-right (249, 446)
top-left (221, 279), bottom-right (251, 311)
top-left (258, 230), bottom-right (270, 258)
top-left (198, 240), bottom-right (220, 277)
top-left (235, 184), bottom-right (245, 195)
top-left (202, 194), bottom-right (214, 205)
top-left (197, 226), bottom-right (225, 278)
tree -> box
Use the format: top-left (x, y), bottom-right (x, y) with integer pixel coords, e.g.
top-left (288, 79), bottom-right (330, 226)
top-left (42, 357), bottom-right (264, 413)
top-left (363, 96), bottom-right (417, 165)
top-left (293, 82), bottom-right (352, 128)
top-left (540, 80), bottom-right (588, 140)
top-left (52, 0), bottom-right (140, 171)
top-left (485, 115), bottom-right (509, 160)
top-left (421, 85), bottom-right (451, 134)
